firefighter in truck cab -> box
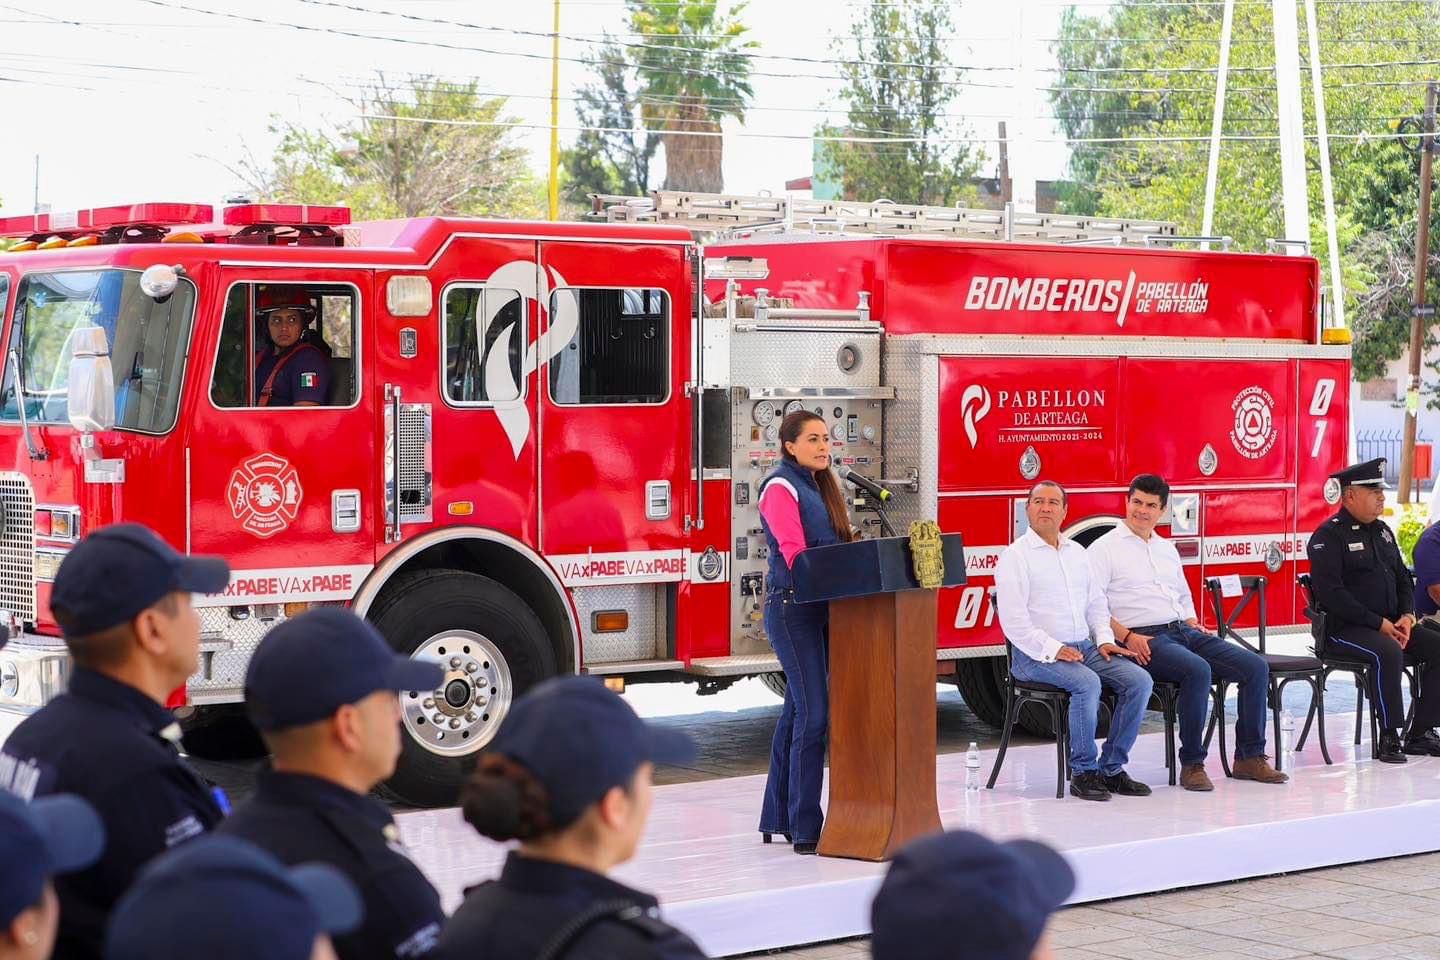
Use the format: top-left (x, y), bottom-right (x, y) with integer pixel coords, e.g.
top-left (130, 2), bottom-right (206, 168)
top-left (255, 286), bottom-right (332, 407)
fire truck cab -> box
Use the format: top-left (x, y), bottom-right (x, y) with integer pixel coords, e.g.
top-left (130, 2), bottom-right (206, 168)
top-left (0, 194), bottom-right (1350, 806)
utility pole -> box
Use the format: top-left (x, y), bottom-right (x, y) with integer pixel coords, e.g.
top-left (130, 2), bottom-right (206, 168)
top-left (1398, 80), bottom-right (1438, 504)
top-left (547, 0), bottom-right (561, 222)
top-left (997, 122), bottom-right (1011, 204)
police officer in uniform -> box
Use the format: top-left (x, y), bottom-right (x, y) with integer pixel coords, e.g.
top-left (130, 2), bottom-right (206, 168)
top-left (870, 830), bottom-right (1074, 960)
top-left (220, 609), bottom-right (446, 960)
top-left (254, 286), bottom-right (331, 407)
top-left (107, 834), bottom-right (362, 960)
top-left (0, 524), bottom-right (231, 959)
top-left (437, 676), bottom-right (708, 960)
top-left (1307, 458), bottom-right (1440, 762)
top-left (0, 791), bottom-right (105, 960)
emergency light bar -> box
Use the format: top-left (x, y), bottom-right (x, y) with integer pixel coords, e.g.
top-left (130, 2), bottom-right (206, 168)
top-left (223, 204), bottom-right (351, 227)
top-left (0, 203), bottom-right (214, 238)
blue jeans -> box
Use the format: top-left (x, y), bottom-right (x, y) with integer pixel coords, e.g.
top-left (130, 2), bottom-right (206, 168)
top-left (1141, 624), bottom-right (1270, 764)
top-left (759, 593), bottom-right (829, 844)
top-left (1011, 641), bottom-right (1153, 775)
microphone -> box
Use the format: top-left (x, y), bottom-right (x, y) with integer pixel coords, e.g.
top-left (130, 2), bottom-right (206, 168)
top-left (838, 466), bottom-right (891, 503)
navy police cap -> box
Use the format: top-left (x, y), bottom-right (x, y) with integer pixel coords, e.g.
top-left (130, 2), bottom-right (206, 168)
top-left (106, 834), bottom-right (362, 960)
top-left (1329, 457), bottom-right (1386, 488)
top-left (50, 523), bottom-right (230, 637)
top-left (871, 830), bottom-right (1075, 960)
top-left (0, 791), bottom-right (105, 928)
top-left (245, 607), bottom-right (443, 731)
top-left (486, 675), bottom-right (697, 827)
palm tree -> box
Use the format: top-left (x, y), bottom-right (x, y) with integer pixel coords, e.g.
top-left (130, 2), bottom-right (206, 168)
top-left (628, 1), bottom-right (756, 192)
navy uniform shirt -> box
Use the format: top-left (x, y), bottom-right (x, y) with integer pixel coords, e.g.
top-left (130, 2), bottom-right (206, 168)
top-left (255, 341), bottom-right (330, 406)
top-left (436, 853), bottom-right (708, 960)
top-left (1413, 522), bottom-right (1440, 617)
top-left (219, 771), bottom-right (444, 960)
top-left (1307, 506), bottom-right (1414, 631)
top-left (0, 669), bottom-right (223, 960)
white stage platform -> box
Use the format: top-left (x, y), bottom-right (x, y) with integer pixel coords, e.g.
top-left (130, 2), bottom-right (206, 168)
top-left (398, 730), bottom-right (1440, 957)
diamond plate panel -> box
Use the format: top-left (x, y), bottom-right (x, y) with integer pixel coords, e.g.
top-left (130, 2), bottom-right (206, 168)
top-left (185, 607), bottom-right (276, 693)
top-left (0, 473), bottom-right (35, 622)
top-left (730, 331), bottom-right (881, 389)
top-left (573, 583), bottom-right (667, 664)
top-left (880, 339), bottom-right (938, 531)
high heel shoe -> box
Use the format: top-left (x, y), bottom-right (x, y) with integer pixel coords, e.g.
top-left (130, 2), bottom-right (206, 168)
top-left (761, 831), bottom-right (792, 845)
top-left (793, 841), bottom-right (818, 855)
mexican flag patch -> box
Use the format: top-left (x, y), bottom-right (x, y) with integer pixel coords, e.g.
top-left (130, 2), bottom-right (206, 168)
top-left (300, 372), bottom-right (317, 388)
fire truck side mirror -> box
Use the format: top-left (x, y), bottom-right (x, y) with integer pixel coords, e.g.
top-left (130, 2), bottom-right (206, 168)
top-left (67, 326), bottom-right (115, 434)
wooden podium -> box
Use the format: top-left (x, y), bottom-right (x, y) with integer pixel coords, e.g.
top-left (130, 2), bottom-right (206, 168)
top-left (792, 534), bottom-right (966, 861)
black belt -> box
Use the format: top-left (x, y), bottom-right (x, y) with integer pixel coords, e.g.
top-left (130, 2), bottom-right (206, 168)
top-left (1131, 620), bottom-right (1187, 635)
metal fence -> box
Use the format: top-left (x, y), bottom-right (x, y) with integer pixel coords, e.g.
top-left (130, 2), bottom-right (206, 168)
top-left (1355, 429), bottom-right (1432, 486)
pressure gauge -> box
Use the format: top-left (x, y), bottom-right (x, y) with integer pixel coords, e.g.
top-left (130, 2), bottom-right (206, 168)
top-left (764, 423), bottom-right (780, 443)
top-left (831, 422), bottom-right (846, 441)
top-left (752, 400), bottom-right (777, 427)
top-left (784, 399), bottom-right (805, 416)
top-left (862, 425), bottom-right (877, 442)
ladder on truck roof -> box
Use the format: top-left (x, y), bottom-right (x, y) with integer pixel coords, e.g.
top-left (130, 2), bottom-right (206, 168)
top-left (588, 191), bottom-right (1180, 246)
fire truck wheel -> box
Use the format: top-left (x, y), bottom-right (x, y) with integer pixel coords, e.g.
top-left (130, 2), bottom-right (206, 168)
top-left (177, 704), bottom-right (268, 761)
top-left (369, 569), bottom-right (557, 808)
top-left (759, 672), bottom-right (787, 699)
top-left (951, 659), bottom-right (1009, 728)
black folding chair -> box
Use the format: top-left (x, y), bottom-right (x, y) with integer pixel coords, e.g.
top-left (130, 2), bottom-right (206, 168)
top-left (987, 640), bottom-right (1178, 797)
top-left (987, 641), bottom-right (1074, 799)
top-left (1203, 575), bottom-right (1330, 771)
top-left (1297, 573), bottom-right (1425, 758)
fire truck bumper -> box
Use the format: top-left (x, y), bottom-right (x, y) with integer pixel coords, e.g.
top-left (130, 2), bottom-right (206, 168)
top-left (0, 635), bottom-right (70, 715)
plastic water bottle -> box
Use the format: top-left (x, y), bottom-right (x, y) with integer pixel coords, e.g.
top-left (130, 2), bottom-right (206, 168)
top-left (1280, 709), bottom-right (1295, 759)
top-left (965, 741), bottom-right (982, 791)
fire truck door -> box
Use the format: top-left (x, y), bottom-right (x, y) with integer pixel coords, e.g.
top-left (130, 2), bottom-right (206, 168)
top-left (187, 271), bottom-right (376, 606)
top-left (535, 241), bottom-right (691, 582)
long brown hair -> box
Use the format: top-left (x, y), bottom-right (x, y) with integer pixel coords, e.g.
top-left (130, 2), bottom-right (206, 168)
top-left (779, 411), bottom-right (854, 542)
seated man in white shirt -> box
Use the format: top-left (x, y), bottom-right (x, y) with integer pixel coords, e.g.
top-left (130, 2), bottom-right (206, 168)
top-left (995, 480), bottom-right (1154, 802)
top-left (1089, 474), bottom-right (1287, 791)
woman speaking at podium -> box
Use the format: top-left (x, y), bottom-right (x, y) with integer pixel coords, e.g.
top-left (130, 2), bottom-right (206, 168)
top-left (756, 410), bottom-right (855, 855)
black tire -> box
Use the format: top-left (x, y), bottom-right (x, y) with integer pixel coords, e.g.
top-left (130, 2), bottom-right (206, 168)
top-left (178, 704), bottom-right (268, 761)
top-left (369, 569), bottom-right (558, 808)
top-left (759, 672), bottom-right (787, 699)
top-left (952, 658), bottom-right (1008, 727)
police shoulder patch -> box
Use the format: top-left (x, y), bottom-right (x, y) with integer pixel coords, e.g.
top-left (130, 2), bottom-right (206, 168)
top-left (299, 372), bottom-right (317, 388)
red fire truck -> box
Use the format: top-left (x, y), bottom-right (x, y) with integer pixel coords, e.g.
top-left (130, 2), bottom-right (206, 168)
top-left (0, 193), bottom-right (1349, 805)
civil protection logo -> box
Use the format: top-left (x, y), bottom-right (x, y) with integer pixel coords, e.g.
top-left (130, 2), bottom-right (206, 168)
top-left (228, 453), bottom-right (304, 539)
top-left (1229, 386), bottom-right (1277, 460)
top-left (960, 385), bottom-right (992, 448)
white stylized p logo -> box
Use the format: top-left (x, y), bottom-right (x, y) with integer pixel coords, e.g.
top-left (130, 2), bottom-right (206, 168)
top-left (960, 385), bottom-right (992, 448)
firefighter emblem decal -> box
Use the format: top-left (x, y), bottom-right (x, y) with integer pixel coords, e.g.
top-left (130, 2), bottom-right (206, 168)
top-left (228, 453), bottom-right (304, 539)
top-left (1229, 386), bottom-right (1278, 459)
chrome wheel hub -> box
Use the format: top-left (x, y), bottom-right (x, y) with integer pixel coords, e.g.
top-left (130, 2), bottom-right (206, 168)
top-left (400, 630), bottom-right (512, 757)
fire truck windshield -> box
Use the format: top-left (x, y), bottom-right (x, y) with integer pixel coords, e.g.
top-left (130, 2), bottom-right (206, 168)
top-left (0, 268), bottom-right (196, 434)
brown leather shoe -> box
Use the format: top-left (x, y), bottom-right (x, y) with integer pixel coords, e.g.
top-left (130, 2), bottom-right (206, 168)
top-left (1180, 764), bottom-right (1214, 791)
top-left (1232, 755), bottom-right (1289, 784)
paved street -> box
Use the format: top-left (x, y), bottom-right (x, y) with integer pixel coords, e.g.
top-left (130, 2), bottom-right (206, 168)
top-left (754, 852), bottom-right (1440, 960)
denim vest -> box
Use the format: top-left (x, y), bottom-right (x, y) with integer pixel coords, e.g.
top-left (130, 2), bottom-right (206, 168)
top-left (759, 458), bottom-right (841, 594)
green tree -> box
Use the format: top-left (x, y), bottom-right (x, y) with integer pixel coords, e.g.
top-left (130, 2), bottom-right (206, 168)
top-left (628, 0), bottom-right (756, 192)
top-left (818, 1), bottom-right (980, 206)
top-left (1050, 1), bottom-right (1440, 379)
top-left (562, 40), bottom-right (659, 203)
top-left (238, 75), bottom-right (542, 220)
